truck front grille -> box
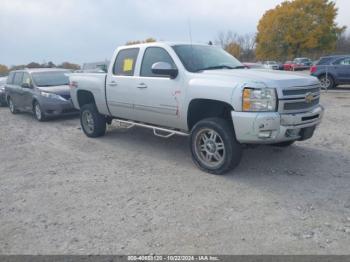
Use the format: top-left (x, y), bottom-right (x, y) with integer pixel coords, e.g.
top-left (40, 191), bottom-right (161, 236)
top-left (283, 98), bottom-right (319, 111)
top-left (279, 84), bottom-right (321, 113)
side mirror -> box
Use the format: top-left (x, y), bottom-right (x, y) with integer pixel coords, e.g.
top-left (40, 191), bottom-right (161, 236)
top-left (151, 62), bottom-right (178, 79)
top-left (21, 83), bottom-right (31, 89)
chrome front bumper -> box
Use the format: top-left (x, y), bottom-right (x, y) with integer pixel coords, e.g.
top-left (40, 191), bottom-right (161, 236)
top-left (231, 105), bottom-right (324, 144)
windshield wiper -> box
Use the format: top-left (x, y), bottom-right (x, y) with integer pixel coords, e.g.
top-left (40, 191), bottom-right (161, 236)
top-left (195, 65), bottom-right (245, 72)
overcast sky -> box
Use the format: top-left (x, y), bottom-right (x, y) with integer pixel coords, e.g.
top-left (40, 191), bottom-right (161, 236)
top-left (0, 0), bottom-right (349, 66)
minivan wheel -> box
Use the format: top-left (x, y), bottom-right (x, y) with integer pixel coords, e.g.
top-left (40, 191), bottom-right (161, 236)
top-left (319, 75), bottom-right (335, 89)
top-left (190, 117), bottom-right (242, 175)
top-left (80, 103), bottom-right (106, 138)
top-left (8, 97), bottom-right (18, 114)
top-left (33, 101), bottom-right (46, 121)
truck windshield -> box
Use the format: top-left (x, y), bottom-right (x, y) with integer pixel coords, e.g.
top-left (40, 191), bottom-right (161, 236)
top-left (32, 71), bottom-right (69, 87)
top-left (172, 44), bottom-right (244, 72)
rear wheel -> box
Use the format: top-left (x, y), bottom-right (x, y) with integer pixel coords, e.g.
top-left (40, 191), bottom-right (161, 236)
top-left (33, 101), bottom-right (46, 121)
top-left (8, 97), bottom-right (18, 114)
top-left (319, 75), bottom-right (335, 89)
top-left (80, 103), bottom-right (106, 137)
top-left (190, 118), bottom-right (242, 175)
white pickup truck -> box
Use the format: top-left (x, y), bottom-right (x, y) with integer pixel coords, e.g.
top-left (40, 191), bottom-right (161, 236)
top-left (70, 42), bottom-right (324, 174)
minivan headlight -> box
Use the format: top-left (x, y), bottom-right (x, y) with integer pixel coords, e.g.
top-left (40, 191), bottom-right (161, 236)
top-left (41, 91), bottom-right (66, 101)
top-left (242, 88), bottom-right (277, 112)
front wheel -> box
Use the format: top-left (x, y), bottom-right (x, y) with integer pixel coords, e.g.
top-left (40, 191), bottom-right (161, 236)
top-left (80, 103), bottom-right (106, 138)
top-left (33, 101), bottom-right (46, 121)
top-left (8, 97), bottom-right (18, 114)
top-left (190, 118), bottom-right (242, 175)
top-left (319, 75), bottom-right (335, 89)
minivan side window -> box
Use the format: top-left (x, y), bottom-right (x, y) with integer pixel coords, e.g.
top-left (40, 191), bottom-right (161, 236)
top-left (7, 72), bottom-right (15, 84)
top-left (340, 58), bottom-right (350, 65)
top-left (13, 72), bottom-right (24, 85)
top-left (140, 47), bottom-right (177, 77)
top-left (113, 48), bottom-right (139, 76)
top-left (22, 73), bottom-right (32, 85)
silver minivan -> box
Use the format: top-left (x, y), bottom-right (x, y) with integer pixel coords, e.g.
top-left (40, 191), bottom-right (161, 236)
top-left (5, 68), bottom-right (77, 121)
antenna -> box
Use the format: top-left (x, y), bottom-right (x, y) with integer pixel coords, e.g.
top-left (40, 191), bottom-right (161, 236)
top-left (188, 18), bottom-right (193, 45)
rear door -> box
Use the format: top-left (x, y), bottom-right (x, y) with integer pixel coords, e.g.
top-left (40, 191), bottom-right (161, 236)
top-left (106, 48), bottom-right (140, 119)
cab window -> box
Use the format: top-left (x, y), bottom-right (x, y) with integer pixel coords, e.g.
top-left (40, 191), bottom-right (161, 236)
top-left (113, 48), bottom-right (139, 76)
top-left (140, 47), bottom-right (176, 77)
top-left (13, 72), bottom-right (23, 85)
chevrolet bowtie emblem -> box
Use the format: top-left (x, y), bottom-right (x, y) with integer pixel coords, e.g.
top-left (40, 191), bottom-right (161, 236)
top-left (305, 92), bottom-right (314, 103)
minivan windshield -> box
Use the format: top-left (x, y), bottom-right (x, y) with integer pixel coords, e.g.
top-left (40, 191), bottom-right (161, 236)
top-left (32, 71), bottom-right (69, 87)
top-left (172, 45), bottom-right (244, 72)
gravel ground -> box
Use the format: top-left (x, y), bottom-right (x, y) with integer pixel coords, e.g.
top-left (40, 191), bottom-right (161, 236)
top-left (0, 91), bottom-right (350, 255)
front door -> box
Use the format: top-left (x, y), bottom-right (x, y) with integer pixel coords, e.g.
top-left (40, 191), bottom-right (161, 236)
top-left (106, 47), bottom-right (140, 120)
top-left (133, 46), bottom-right (183, 129)
top-left (19, 72), bottom-right (34, 111)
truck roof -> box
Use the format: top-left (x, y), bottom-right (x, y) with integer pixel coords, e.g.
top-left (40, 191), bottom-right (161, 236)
top-left (118, 41), bottom-right (211, 49)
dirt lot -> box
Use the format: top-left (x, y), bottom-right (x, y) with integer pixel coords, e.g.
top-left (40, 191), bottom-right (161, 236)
top-left (0, 91), bottom-right (350, 255)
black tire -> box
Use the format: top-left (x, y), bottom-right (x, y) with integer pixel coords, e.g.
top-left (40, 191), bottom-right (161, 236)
top-left (190, 117), bottom-right (242, 175)
top-left (33, 101), bottom-right (46, 121)
top-left (319, 74), bottom-right (335, 89)
top-left (80, 103), bottom-right (106, 138)
top-left (272, 140), bottom-right (295, 147)
top-left (8, 97), bottom-right (19, 114)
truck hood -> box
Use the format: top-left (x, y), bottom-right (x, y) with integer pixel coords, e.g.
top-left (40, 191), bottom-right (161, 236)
top-left (200, 69), bottom-right (319, 88)
top-left (37, 85), bottom-right (70, 96)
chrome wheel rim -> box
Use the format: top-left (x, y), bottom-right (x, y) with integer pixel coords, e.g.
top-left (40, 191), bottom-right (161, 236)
top-left (82, 111), bottom-right (94, 134)
top-left (35, 104), bottom-right (42, 120)
top-left (195, 128), bottom-right (225, 168)
top-left (320, 77), bottom-right (331, 89)
top-left (9, 99), bottom-right (14, 112)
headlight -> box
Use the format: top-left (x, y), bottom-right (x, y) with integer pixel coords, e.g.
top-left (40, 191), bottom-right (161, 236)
top-left (41, 91), bottom-right (66, 101)
top-left (242, 87), bottom-right (277, 112)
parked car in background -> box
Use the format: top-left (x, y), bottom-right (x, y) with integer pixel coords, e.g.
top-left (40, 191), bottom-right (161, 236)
top-left (284, 58), bottom-right (312, 71)
top-left (283, 61), bottom-right (295, 71)
top-left (0, 77), bottom-right (8, 106)
top-left (293, 58), bottom-right (313, 70)
top-left (262, 61), bottom-right (279, 70)
top-left (242, 62), bottom-right (265, 69)
top-left (310, 55), bottom-right (350, 89)
top-left (70, 42), bottom-right (323, 174)
top-left (5, 68), bottom-right (77, 121)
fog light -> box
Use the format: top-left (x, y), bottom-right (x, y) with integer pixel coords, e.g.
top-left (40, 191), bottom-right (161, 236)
top-left (286, 129), bottom-right (300, 137)
top-left (258, 131), bottom-right (272, 139)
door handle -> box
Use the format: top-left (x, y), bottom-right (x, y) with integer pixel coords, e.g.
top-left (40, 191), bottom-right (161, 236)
top-left (109, 81), bottom-right (118, 86)
top-left (137, 83), bottom-right (147, 89)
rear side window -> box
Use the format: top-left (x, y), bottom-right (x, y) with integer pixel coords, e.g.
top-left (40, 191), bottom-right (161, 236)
top-left (141, 47), bottom-right (176, 77)
top-left (7, 72), bottom-right (15, 84)
top-left (13, 72), bottom-right (23, 85)
top-left (113, 48), bottom-right (139, 76)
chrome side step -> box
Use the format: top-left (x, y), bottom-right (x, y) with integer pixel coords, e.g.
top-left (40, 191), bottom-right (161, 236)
top-left (114, 119), bottom-right (189, 138)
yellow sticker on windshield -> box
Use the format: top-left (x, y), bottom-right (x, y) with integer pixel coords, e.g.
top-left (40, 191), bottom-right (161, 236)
top-left (123, 58), bottom-right (133, 72)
